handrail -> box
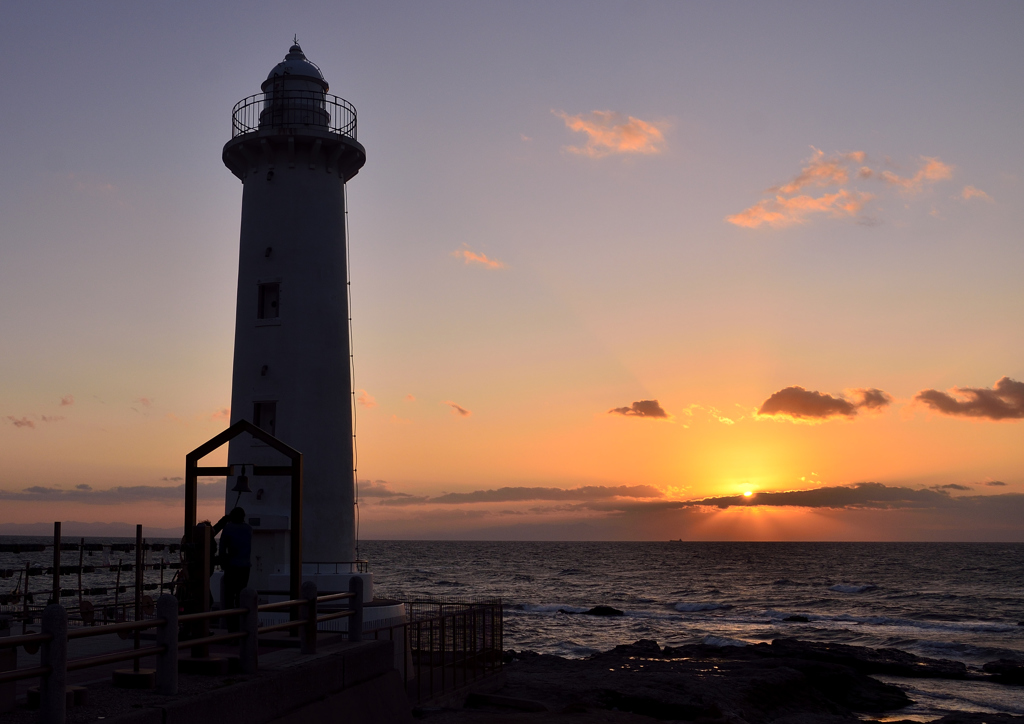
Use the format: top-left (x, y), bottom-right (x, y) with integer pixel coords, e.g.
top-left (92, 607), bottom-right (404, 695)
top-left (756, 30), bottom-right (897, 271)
top-left (230, 91), bottom-right (357, 139)
top-left (177, 631), bottom-right (245, 649)
top-left (0, 665), bottom-right (51, 685)
top-left (178, 607), bottom-right (248, 623)
top-left (67, 646), bottom-right (166, 672)
top-left (0, 578), bottom-right (368, 702)
top-left (257, 597), bottom-right (307, 613)
top-left (314, 592), bottom-right (354, 604)
top-left (0, 632), bottom-right (52, 649)
top-left (68, 618), bottom-right (163, 639)
top-left (315, 610), bottom-right (353, 624)
top-left (257, 620), bottom-right (305, 635)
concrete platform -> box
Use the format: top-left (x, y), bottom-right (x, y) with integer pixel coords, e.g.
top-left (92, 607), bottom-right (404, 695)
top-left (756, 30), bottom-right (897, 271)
top-left (1, 638), bottom-right (412, 724)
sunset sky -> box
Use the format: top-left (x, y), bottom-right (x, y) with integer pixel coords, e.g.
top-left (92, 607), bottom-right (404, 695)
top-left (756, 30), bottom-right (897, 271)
top-left (1, 2), bottom-right (1022, 540)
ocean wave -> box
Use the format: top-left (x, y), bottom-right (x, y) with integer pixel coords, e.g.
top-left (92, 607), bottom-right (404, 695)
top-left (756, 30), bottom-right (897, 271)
top-left (702, 635), bottom-right (748, 647)
top-left (435, 580), bottom-right (464, 587)
top-left (675, 602), bottom-right (733, 612)
top-left (559, 568), bottom-right (584, 576)
top-left (830, 583), bottom-right (878, 593)
top-left (833, 613), bottom-right (1016, 633)
top-left (912, 639), bottom-right (1024, 663)
top-left (764, 609), bottom-right (818, 620)
top-left (758, 608), bottom-right (1017, 635)
top-left (516, 603), bottom-right (588, 614)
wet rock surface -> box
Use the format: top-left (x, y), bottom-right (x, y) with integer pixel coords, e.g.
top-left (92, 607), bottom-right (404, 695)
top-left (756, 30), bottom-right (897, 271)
top-left (556, 605), bottom-right (626, 616)
top-left (421, 639), bottom-right (950, 724)
top-left (749, 638), bottom-right (969, 679)
top-left (982, 658), bottom-right (1024, 684)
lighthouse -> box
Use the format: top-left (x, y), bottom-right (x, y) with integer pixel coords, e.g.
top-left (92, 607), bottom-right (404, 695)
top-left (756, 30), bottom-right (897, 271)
top-left (221, 43), bottom-right (369, 599)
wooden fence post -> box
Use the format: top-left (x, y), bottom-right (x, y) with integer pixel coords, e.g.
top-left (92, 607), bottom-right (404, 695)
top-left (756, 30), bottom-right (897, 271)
top-left (239, 588), bottom-right (259, 674)
top-left (155, 595), bottom-right (178, 695)
top-left (51, 523), bottom-right (61, 606)
top-left (39, 604), bottom-right (67, 724)
top-left (0, 614), bottom-right (15, 713)
top-left (300, 582), bottom-right (317, 655)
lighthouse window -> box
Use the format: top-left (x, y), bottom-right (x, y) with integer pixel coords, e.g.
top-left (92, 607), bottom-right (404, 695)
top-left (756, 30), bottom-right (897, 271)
top-left (253, 401), bottom-right (277, 436)
top-left (257, 283), bottom-right (280, 319)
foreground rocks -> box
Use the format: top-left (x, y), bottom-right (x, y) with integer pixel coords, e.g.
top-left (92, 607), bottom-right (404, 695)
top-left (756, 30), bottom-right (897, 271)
top-left (557, 605), bottom-right (625, 617)
top-left (983, 659), bottom-right (1024, 684)
top-left (748, 638), bottom-right (968, 679)
top-left (419, 639), bottom-right (1024, 724)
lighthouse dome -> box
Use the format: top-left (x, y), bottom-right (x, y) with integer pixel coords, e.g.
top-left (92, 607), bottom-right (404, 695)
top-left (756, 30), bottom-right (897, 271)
top-left (262, 42), bottom-right (328, 92)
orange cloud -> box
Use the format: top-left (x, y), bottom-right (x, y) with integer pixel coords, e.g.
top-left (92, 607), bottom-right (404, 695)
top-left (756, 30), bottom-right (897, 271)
top-left (553, 110), bottom-right (665, 158)
top-left (443, 401), bottom-right (472, 417)
top-left (357, 390), bottom-right (377, 409)
top-left (7, 416), bottom-right (35, 429)
top-left (961, 185), bottom-right (993, 202)
top-left (727, 189), bottom-right (873, 229)
top-left (772, 148), bottom-right (866, 194)
top-left (452, 246), bottom-right (507, 270)
top-left (60, 395), bottom-right (74, 407)
top-left (211, 408), bottom-right (230, 422)
top-left (405, 394), bottom-right (416, 402)
top-left (878, 157), bottom-right (953, 193)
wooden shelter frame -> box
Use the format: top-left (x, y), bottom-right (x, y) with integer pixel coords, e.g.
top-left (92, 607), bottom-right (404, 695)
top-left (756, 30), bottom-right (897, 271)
top-left (184, 419), bottom-right (303, 602)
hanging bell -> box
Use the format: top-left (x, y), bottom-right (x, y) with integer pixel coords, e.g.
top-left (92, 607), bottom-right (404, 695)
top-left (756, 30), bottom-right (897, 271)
top-left (231, 465), bottom-right (251, 494)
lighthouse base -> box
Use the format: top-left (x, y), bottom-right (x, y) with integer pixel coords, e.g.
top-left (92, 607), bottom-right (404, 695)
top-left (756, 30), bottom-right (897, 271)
top-left (267, 568), bottom-right (374, 602)
top-left (262, 568), bottom-right (405, 635)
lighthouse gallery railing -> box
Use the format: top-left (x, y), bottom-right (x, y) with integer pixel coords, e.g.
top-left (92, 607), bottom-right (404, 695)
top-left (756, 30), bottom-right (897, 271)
top-left (231, 91), bottom-right (357, 139)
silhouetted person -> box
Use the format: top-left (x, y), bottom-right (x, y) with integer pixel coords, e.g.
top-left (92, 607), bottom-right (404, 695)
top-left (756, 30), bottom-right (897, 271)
top-left (217, 507), bottom-right (252, 631)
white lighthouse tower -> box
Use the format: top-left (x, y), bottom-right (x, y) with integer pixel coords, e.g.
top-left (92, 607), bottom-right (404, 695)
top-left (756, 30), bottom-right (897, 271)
top-left (221, 43), bottom-right (369, 599)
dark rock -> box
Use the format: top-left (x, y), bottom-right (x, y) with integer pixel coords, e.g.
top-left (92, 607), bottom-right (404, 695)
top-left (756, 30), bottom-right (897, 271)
top-left (465, 693), bottom-right (548, 711)
top-left (498, 640), bottom-right (912, 724)
top-left (784, 615), bottom-right (810, 622)
top-left (600, 689), bottom-right (710, 720)
top-left (559, 605), bottom-right (625, 616)
top-left (983, 659), bottom-right (1024, 684)
top-left (929, 714), bottom-right (1024, 724)
top-left (591, 639), bottom-right (663, 660)
top-left (783, 660), bottom-right (911, 712)
top-left (762, 638), bottom-right (967, 679)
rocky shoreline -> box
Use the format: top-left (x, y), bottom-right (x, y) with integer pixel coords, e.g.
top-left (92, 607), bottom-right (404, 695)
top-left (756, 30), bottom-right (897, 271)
top-left (419, 638), bottom-right (1024, 724)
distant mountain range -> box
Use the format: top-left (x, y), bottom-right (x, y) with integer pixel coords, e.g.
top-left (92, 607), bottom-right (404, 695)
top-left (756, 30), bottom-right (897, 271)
top-left (0, 521), bottom-right (182, 538)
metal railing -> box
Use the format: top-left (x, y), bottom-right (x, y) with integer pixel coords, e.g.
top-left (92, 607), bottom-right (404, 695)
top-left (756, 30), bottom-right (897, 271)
top-left (231, 91), bottom-right (357, 139)
top-left (0, 579), bottom-right (363, 723)
top-left (366, 599), bottom-right (503, 705)
top-left (303, 560), bottom-right (371, 575)
top-left (1, 524), bottom-right (181, 624)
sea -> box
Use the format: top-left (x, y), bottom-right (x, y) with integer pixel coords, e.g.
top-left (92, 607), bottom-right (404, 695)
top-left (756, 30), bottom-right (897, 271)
top-left (3, 538), bottom-right (1023, 718)
top-left (363, 541), bottom-right (1024, 720)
